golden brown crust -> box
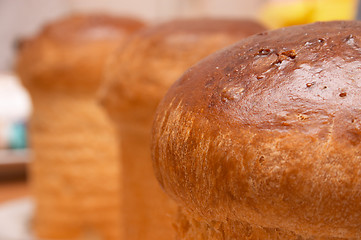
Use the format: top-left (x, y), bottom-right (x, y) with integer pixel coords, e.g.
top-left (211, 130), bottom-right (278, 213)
top-left (152, 21), bottom-right (361, 239)
top-left (37, 14), bottom-right (144, 43)
top-left (16, 14), bottom-right (144, 93)
top-left (100, 18), bottom-right (266, 125)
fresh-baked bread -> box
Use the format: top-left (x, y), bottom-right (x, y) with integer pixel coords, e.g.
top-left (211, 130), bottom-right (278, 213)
top-left (152, 21), bottom-right (361, 239)
top-left (100, 18), bottom-right (266, 240)
top-left (16, 14), bottom-right (144, 240)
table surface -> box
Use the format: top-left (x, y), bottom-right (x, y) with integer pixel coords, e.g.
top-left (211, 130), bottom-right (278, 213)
top-left (0, 180), bottom-right (29, 203)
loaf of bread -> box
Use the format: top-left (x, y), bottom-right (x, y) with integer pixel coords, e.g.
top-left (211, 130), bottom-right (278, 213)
top-left (152, 21), bottom-right (361, 239)
top-left (16, 14), bottom-right (144, 240)
top-left (100, 18), bottom-right (266, 240)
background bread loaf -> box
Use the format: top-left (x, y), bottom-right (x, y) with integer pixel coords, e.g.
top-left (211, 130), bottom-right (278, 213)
top-left (16, 14), bottom-right (144, 240)
top-left (100, 18), bottom-right (266, 240)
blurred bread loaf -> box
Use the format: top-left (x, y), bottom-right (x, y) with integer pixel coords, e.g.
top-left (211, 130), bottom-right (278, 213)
top-left (16, 14), bottom-right (144, 240)
top-left (152, 21), bottom-right (361, 239)
top-left (100, 18), bottom-right (266, 240)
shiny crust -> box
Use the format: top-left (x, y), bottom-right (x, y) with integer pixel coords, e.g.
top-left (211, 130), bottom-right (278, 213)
top-left (100, 18), bottom-right (266, 125)
top-left (16, 14), bottom-right (144, 93)
top-left (152, 21), bottom-right (361, 239)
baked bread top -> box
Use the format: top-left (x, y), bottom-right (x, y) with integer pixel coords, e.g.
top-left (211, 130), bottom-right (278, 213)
top-left (16, 14), bottom-right (144, 93)
top-left (152, 21), bottom-right (361, 239)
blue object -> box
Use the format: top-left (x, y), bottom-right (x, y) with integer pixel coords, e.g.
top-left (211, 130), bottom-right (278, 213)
top-left (8, 121), bottom-right (27, 149)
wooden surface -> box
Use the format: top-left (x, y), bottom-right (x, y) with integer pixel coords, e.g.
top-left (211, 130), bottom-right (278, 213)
top-left (0, 180), bottom-right (29, 203)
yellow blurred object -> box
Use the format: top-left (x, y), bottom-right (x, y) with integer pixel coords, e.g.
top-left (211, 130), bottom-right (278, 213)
top-left (261, 0), bottom-right (357, 29)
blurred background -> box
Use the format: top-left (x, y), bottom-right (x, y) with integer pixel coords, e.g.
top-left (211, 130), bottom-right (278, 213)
top-left (0, 0), bottom-right (358, 237)
top-left (0, 0), bottom-right (264, 187)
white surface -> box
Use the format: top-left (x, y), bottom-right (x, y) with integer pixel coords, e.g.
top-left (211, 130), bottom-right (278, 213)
top-left (0, 74), bottom-right (31, 122)
top-left (0, 197), bottom-right (34, 240)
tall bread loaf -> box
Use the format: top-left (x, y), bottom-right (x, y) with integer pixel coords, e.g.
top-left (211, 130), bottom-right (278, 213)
top-left (16, 14), bottom-right (144, 240)
top-left (100, 18), bottom-right (266, 240)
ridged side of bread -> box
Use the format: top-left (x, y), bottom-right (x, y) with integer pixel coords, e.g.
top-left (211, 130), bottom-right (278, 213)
top-left (30, 91), bottom-right (121, 239)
